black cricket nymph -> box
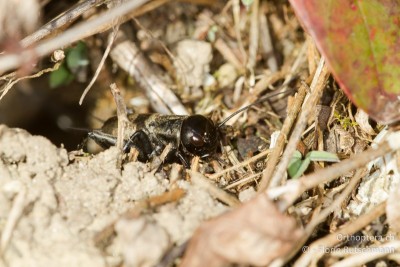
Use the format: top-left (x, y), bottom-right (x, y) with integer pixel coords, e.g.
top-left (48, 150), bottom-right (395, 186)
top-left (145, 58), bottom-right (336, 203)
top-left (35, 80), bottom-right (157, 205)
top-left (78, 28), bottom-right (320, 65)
top-left (86, 88), bottom-right (293, 168)
top-left (88, 113), bottom-right (220, 168)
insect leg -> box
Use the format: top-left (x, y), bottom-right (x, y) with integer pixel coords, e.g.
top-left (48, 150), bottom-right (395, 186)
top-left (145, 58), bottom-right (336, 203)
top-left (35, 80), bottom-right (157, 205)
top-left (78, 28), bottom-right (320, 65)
top-left (78, 136), bottom-right (89, 151)
top-left (88, 130), bottom-right (117, 148)
top-left (176, 151), bottom-right (190, 169)
top-left (124, 130), bottom-right (153, 161)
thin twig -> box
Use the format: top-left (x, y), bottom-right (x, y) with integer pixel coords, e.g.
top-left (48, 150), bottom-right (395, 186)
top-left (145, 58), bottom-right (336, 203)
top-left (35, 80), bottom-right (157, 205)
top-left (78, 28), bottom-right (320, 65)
top-left (209, 149), bottom-right (271, 180)
top-left (188, 170), bottom-right (241, 207)
top-left (260, 58), bottom-right (329, 191)
top-left (79, 26), bottom-right (119, 105)
top-left (304, 169), bottom-right (366, 235)
top-left (214, 38), bottom-right (245, 73)
top-left (0, 62), bottom-right (61, 100)
top-left (224, 171), bottom-right (262, 190)
top-left (21, 0), bottom-right (106, 47)
top-left (306, 34), bottom-right (320, 76)
top-left (151, 143), bottom-right (173, 173)
top-left (292, 201), bottom-right (387, 267)
top-left (93, 187), bottom-right (186, 246)
top-left (257, 82), bottom-right (307, 191)
top-left (268, 131), bottom-right (400, 210)
top-left (257, 73), bottom-right (312, 191)
top-left (259, 2), bottom-right (278, 72)
top-left (270, 42), bottom-right (307, 100)
top-left (110, 83), bottom-right (129, 168)
top-left (232, 0), bottom-right (247, 65)
top-left (110, 83), bottom-right (128, 149)
top-left (110, 40), bottom-right (188, 115)
top-left (247, 0), bottom-right (259, 70)
top-left (331, 241), bottom-right (400, 267)
top-left (221, 71), bottom-right (285, 126)
top-left (132, 17), bottom-right (177, 71)
top-left (0, 0), bottom-right (150, 75)
top-left (274, 168), bottom-right (366, 266)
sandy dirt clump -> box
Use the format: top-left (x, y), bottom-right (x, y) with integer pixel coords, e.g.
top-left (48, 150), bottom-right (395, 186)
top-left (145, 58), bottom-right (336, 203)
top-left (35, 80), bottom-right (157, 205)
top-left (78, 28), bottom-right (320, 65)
top-left (0, 125), bottom-right (228, 267)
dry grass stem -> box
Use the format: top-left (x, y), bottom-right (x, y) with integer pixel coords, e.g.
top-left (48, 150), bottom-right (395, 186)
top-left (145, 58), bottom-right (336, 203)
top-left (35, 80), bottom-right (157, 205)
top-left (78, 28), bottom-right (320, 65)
top-left (21, 0), bottom-right (105, 47)
top-left (0, 62), bottom-right (61, 100)
top-left (264, 58), bottom-right (329, 190)
top-left (222, 71), bottom-right (285, 126)
top-left (245, 44), bottom-right (307, 191)
top-left (292, 201), bottom-right (387, 267)
top-left (330, 241), bottom-right (400, 267)
top-left (110, 40), bottom-right (188, 115)
top-left (214, 38), bottom-right (245, 73)
top-left (0, 1), bottom-right (396, 266)
top-left (0, 0), bottom-right (150, 75)
top-left (110, 83), bottom-right (129, 169)
top-left (79, 27), bottom-right (119, 105)
top-left (273, 134), bottom-right (399, 209)
top-left (209, 148), bottom-right (271, 180)
top-left (232, 0), bottom-right (247, 64)
top-left (224, 171), bottom-right (262, 190)
top-left (259, 2), bottom-right (278, 72)
top-left (189, 170), bottom-right (241, 207)
top-left (275, 168), bottom-right (367, 265)
top-left (247, 0), bottom-right (259, 70)
top-left (257, 83), bottom-right (307, 191)
top-left (304, 169), bottom-right (366, 235)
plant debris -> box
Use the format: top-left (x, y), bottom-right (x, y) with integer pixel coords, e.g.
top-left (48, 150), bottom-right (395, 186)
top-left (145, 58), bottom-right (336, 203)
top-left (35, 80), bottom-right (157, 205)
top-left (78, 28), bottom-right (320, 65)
top-left (0, 1), bottom-right (399, 266)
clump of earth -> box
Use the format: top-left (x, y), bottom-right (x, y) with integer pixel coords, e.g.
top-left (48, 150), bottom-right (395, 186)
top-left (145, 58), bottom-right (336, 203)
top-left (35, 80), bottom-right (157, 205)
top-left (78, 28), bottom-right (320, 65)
top-left (0, 125), bottom-right (228, 267)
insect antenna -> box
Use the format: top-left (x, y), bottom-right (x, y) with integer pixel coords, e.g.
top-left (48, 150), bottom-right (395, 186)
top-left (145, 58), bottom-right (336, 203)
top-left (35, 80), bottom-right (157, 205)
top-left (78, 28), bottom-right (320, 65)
top-left (217, 87), bottom-right (295, 128)
top-left (65, 112), bottom-right (107, 133)
top-left (66, 126), bottom-right (93, 133)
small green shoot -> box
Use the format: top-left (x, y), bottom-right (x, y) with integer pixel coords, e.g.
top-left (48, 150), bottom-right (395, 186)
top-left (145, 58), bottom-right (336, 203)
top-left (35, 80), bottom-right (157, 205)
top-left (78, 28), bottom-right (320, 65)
top-left (333, 111), bottom-right (358, 130)
top-left (49, 41), bottom-right (88, 88)
top-left (288, 150), bottom-right (340, 179)
top-left (49, 63), bottom-right (74, 88)
top-left (66, 41), bottom-right (89, 72)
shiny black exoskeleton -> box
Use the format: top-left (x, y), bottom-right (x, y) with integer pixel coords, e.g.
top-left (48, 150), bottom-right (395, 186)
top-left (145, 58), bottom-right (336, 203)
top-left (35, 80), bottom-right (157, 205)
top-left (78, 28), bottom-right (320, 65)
top-left (88, 113), bottom-right (219, 168)
top-left (86, 88), bottom-right (294, 168)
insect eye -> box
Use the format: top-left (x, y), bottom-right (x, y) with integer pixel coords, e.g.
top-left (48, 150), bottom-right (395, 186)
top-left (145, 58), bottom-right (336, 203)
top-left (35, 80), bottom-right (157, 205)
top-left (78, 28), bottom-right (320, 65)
top-left (191, 135), bottom-right (205, 147)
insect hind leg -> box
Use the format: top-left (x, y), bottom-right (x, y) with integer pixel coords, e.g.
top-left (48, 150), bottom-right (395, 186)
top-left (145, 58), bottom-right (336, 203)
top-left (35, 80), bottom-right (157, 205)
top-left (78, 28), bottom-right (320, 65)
top-left (124, 130), bottom-right (153, 162)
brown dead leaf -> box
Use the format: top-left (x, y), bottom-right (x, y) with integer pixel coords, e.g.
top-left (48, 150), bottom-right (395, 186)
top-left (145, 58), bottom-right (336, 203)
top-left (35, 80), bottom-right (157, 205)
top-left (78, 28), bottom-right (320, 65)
top-left (180, 194), bottom-right (303, 267)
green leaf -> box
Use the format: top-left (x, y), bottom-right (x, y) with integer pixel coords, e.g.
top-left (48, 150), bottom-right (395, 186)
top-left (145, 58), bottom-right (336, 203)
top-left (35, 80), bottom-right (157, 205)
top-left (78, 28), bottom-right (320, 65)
top-left (66, 41), bottom-right (89, 72)
top-left (291, 150), bottom-right (303, 160)
top-left (291, 157), bottom-right (311, 179)
top-left (307, 151), bottom-right (340, 163)
top-left (288, 150), bottom-right (304, 178)
top-left (49, 63), bottom-right (74, 88)
top-left (289, 0), bottom-right (400, 124)
top-left (288, 158), bottom-right (302, 178)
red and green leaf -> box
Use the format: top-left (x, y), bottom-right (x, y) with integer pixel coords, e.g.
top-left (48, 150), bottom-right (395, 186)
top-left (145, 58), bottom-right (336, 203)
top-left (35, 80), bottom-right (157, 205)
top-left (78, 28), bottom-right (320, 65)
top-left (290, 0), bottom-right (400, 124)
